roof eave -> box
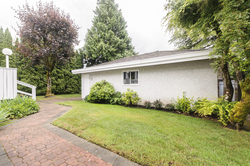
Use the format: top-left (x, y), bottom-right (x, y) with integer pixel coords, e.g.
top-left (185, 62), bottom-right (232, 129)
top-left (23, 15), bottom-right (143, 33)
top-left (72, 50), bottom-right (211, 75)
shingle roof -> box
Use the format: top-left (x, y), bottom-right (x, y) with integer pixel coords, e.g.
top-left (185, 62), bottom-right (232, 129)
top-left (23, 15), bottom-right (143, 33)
top-left (90, 49), bottom-right (207, 67)
top-left (72, 49), bottom-right (211, 74)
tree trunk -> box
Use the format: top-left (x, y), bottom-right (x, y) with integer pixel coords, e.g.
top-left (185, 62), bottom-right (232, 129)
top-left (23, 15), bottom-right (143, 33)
top-left (221, 62), bottom-right (234, 102)
top-left (232, 61), bottom-right (245, 101)
top-left (46, 70), bottom-right (53, 97)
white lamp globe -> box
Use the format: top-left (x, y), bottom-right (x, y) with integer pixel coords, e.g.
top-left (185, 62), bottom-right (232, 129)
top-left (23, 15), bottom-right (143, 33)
top-left (2, 48), bottom-right (13, 56)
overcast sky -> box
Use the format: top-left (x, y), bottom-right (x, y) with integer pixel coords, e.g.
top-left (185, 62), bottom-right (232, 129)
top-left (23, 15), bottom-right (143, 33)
top-left (0, 0), bottom-right (175, 54)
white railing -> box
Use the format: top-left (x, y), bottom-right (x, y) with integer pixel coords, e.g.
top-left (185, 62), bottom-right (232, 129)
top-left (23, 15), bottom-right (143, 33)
top-left (0, 67), bottom-right (36, 101)
top-left (17, 80), bottom-right (36, 100)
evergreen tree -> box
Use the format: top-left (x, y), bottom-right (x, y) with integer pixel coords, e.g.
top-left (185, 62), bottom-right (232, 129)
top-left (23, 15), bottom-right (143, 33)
top-left (83, 0), bottom-right (137, 66)
top-left (0, 27), bottom-right (14, 67)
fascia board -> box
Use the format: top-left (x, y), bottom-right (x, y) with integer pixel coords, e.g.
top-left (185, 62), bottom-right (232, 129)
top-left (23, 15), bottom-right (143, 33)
top-left (72, 50), bottom-right (211, 74)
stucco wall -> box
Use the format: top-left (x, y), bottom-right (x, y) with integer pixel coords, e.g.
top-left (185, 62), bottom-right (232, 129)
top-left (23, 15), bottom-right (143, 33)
top-left (82, 59), bottom-right (218, 104)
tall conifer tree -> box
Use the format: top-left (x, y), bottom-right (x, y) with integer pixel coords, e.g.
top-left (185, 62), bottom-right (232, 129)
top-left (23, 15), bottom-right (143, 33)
top-left (83, 0), bottom-right (137, 66)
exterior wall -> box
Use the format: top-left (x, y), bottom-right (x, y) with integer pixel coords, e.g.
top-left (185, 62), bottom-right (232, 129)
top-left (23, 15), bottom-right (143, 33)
top-left (82, 59), bottom-right (218, 104)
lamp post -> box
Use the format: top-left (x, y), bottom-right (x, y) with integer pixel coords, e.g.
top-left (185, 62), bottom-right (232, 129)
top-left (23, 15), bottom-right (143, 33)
top-left (2, 48), bottom-right (13, 68)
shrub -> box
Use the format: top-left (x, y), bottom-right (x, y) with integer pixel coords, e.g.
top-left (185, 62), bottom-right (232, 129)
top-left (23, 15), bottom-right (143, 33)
top-left (0, 104), bottom-right (10, 123)
top-left (110, 91), bottom-right (122, 105)
top-left (165, 103), bottom-right (175, 111)
top-left (88, 80), bottom-right (115, 103)
top-left (84, 95), bottom-right (89, 102)
top-left (173, 92), bottom-right (195, 113)
top-left (0, 96), bottom-right (40, 119)
top-left (230, 76), bottom-right (250, 129)
top-left (195, 97), bottom-right (237, 126)
top-left (144, 101), bottom-right (152, 109)
top-left (122, 88), bottom-right (141, 106)
top-left (153, 99), bottom-right (163, 110)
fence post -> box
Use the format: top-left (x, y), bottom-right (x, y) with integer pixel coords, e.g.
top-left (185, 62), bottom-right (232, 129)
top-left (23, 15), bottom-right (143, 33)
top-left (32, 86), bottom-right (36, 101)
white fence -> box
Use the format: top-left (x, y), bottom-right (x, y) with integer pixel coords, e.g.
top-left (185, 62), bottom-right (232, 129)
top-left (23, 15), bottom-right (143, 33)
top-left (0, 67), bottom-right (17, 100)
top-left (0, 67), bottom-right (36, 100)
top-left (17, 80), bottom-right (36, 100)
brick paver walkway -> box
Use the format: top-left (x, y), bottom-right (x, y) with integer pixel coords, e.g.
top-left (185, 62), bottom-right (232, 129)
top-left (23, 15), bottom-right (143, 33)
top-left (0, 98), bottom-right (130, 166)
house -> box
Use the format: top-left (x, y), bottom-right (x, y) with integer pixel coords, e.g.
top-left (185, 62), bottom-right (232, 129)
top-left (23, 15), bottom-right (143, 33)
top-left (72, 49), bottom-right (218, 104)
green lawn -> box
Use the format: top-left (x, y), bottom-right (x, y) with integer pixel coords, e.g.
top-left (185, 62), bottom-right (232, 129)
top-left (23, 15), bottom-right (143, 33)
top-left (36, 93), bottom-right (81, 101)
top-left (53, 101), bottom-right (250, 166)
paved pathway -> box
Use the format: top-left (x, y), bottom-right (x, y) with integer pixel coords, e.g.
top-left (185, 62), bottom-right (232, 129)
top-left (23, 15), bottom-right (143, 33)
top-left (0, 98), bottom-right (138, 166)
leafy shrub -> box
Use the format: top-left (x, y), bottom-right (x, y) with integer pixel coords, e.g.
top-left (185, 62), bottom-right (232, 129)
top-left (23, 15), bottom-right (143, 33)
top-left (144, 101), bottom-right (152, 109)
top-left (173, 92), bottom-right (195, 113)
top-left (165, 103), bottom-right (175, 111)
top-left (0, 96), bottom-right (40, 119)
top-left (84, 95), bottom-right (89, 102)
top-left (122, 88), bottom-right (141, 106)
top-left (153, 99), bottom-right (163, 110)
top-left (230, 76), bottom-right (250, 129)
top-left (0, 105), bottom-right (10, 123)
top-left (88, 80), bottom-right (115, 103)
top-left (195, 98), bottom-right (237, 126)
top-left (110, 91), bottom-right (122, 105)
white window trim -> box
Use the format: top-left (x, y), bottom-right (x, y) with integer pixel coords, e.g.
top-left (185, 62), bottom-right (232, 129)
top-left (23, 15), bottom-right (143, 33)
top-left (121, 70), bottom-right (139, 85)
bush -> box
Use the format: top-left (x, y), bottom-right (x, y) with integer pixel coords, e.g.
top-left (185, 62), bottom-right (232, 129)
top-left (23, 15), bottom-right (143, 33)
top-left (165, 103), bottom-right (175, 111)
top-left (0, 105), bottom-right (10, 123)
top-left (195, 97), bottom-right (237, 126)
top-left (84, 95), bottom-right (89, 102)
top-left (88, 80), bottom-right (115, 103)
top-left (153, 99), bottom-right (163, 110)
top-left (144, 101), bottom-right (152, 109)
top-left (110, 91), bottom-right (122, 105)
top-left (0, 96), bottom-right (40, 119)
top-left (230, 76), bottom-right (250, 129)
top-left (122, 88), bottom-right (141, 106)
top-left (173, 92), bottom-right (195, 113)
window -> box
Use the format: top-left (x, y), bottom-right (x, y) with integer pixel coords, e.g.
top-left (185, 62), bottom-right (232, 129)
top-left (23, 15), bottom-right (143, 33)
top-left (123, 71), bottom-right (138, 84)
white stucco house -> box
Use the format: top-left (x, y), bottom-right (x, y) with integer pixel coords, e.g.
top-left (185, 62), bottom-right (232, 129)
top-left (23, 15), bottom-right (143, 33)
top-left (72, 49), bottom-right (218, 104)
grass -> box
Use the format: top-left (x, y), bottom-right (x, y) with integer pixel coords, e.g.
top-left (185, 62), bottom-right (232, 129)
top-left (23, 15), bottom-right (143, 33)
top-left (36, 93), bottom-right (81, 101)
top-left (53, 101), bottom-right (250, 166)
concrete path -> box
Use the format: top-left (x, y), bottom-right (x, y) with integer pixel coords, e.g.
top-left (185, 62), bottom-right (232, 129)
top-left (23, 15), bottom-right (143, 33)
top-left (0, 98), bottom-right (138, 166)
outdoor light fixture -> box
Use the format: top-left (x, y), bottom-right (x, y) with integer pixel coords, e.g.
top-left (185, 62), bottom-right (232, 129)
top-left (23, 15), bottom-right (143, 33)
top-left (2, 48), bottom-right (13, 68)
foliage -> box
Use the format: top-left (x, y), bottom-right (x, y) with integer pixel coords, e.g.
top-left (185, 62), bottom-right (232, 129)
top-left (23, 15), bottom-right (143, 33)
top-left (163, 0), bottom-right (250, 102)
top-left (14, 1), bottom-right (79, 97)
top-left (0, 96), bottom-right (40, 119)
top-left (195, 98), bottom-right (236, 126)
top-left (153, 99), bottom-right (163, 110)
top-left (165, 103), bottom-right (175, 111)
top-left (0, 105), bottom-right (10, 123)
top-left (84, 95), bottom-right (89, 102)
top-left (144, 101), bottom-right (152, 109)
top-left (110, 91), bottom-right (122, 105)
top-left (82, 0), bottom-right (137, 66)
top-left (0, 27), bottom-right (81, 96)
top-left (88, 80), bottom-right (115, 103)
top-left (173, 92), bottom-right (195, 114)
top-left (0, 27), bottom-right (15, 68)
top-left (230, 76), bottom-right (250, 129)
top-left (122, 88), bottom-right (141, 106)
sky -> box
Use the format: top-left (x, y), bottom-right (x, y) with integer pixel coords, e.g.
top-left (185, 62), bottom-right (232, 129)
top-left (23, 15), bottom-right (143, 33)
top-left (0, 0), bottom-right (175, 55)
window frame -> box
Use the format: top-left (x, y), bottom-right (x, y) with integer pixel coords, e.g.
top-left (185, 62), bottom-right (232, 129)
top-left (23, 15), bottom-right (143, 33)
top-left (122, 70), bottom-right (139, 85)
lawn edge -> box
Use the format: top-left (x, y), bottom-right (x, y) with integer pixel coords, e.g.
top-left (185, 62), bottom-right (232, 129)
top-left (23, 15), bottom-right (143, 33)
top-left (41, 101), bottom-right (140, 166)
